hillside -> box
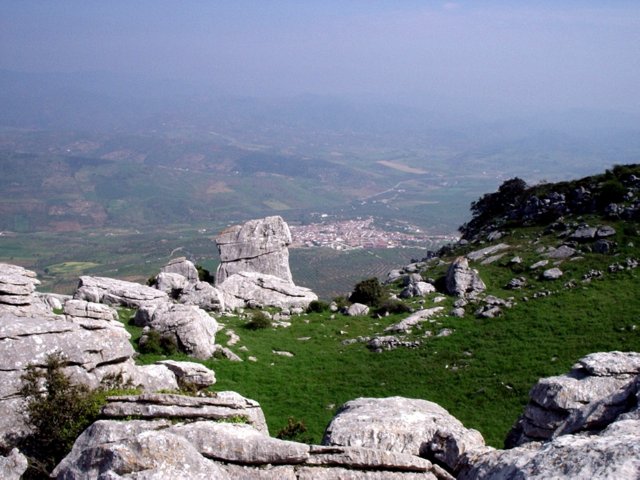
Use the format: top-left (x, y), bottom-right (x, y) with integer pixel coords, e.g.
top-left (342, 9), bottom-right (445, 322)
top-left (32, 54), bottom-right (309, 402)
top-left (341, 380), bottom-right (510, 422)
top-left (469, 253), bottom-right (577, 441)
top-left (134, 164), bottom-right (640, 446)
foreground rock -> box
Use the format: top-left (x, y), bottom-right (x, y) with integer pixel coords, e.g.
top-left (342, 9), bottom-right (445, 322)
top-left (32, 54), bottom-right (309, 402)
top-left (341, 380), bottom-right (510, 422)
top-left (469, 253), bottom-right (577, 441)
top-left (323, 396), bottom-right (485, 472)
top-left (54, 418), bottom-right (450, 479)
top-left (215, 215), bottom-right (294, 284)
top-left (135, 303), bottom-right (218, 359)
top-left (75, 275), bottom-right (168, 308)
top-left (218, 271), bottom-right (317, 310)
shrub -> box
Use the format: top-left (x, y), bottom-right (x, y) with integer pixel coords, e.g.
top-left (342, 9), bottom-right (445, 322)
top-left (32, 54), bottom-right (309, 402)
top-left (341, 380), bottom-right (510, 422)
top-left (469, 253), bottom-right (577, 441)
top-left (349, 277), bottom-right (387, 307)
top-left (139, 330), bottom-right (178, 355)
top-left (276, 417), bottom-right (313, 443)
top-left (18, 353), bottom-right (104, 478)
top-left (598, 179), bottom-right (626, 206)
top-left (307, 300), bottom-right (329, 313)
top-left (375, 299), bottom-right (412, 316)
top-left (196, 264), bottom-right (214, 284)
top-left (245, 311), bottom-right (272, 330)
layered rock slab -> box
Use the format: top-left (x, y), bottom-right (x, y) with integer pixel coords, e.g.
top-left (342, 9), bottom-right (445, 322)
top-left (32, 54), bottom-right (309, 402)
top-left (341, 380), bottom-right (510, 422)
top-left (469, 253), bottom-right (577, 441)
top-left (75, 275), bottom-right (168, 308)
top-left (215, 215), bottom-right (293, 284)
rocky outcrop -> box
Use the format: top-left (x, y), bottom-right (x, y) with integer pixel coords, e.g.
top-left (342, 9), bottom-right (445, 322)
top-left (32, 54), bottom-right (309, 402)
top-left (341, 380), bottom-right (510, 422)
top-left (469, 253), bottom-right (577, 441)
top-left (178, 280), bottom-right (226, 311)
top-left (218, 271), bottom-right (317, 311)
top-left (134, 303), bottom-right (218, 360)
top-left (215, 216), bottom-right (293, 285)
top-left (75, 275), bottom-right (168, 309)
top-left (506, 351), bottom-right (640, 447)
top-left (0, 449), bottom-right (28, 480)
top-left (323, 396), bottom-right (485, 472)
top-left (445, 257), bottom-right (486, 298)
top-left (160, 256), bottom-right (199, 284)
top-left (54, 418), bottom-right (450, 479)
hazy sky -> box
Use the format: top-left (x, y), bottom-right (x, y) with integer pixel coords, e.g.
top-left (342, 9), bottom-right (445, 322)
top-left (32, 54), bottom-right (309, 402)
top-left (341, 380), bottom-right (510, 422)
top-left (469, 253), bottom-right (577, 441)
top-left (2, 1), bottom-right (639, 116)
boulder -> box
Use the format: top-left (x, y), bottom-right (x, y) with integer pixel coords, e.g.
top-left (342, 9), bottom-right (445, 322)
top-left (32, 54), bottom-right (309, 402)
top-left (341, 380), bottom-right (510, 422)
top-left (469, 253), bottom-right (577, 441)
top-left (0, 263), bottom-right (40, 306)
top-left (219, 271), bottom-right (317, 311)
top-left (571, 225), bottom-right (598, 241)
top-left (63, 298), bottom-right (118, 322)
top-left (346, 303), bottom-right (370, 317)
top-left (160, 256), bottom-right (199, 284)
top-left (545, 245), bottom-right (576, 259)
top-left (466, 243), bottom-right (510, 262)
top-left (154, 271), bottom-right (189, 295)
top-left (0, 449), bottom-right (28, 480)
top-left (135, 304), bottom-right (218, 360)
top-left (367, 336), bottom-right (421, 353)
top-left (156, 360), bottom-right (216, 389)
top-left (178, 281), bottom-right (226, 311)
top-left (400, 282), bottom-right (436, 298)
top-left (323, 396), bottom-right (485, 471)
top-left (215, 216), bottom-right (293, 285)
top-left (445, 257), bottom-right (486, 298)
top-left (542, 268), bottom-right (563, 280)
top-left (75, 275), bottom-right (168, 309)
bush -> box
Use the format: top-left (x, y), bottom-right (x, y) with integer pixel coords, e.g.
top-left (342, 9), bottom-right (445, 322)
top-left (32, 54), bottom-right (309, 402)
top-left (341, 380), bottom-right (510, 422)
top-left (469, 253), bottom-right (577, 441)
top-left (349, 277), bottom-right (387, 307)
top-left (598, 178), bottom-right (626, 206)
top-left (196, 264), bottom-right (214, 284)
top-left (276, 417), bottom-right (313, 443)
top-left (18, 353), bottom-right (105, 478)
top-left (245, 311), bottom-right (272, 330)
top-left (307, 300), bottom-right (329, 313)
top-left (139, 330), bottom-right (178, 355)
top-left (375, 299), bottom-right (412, 316)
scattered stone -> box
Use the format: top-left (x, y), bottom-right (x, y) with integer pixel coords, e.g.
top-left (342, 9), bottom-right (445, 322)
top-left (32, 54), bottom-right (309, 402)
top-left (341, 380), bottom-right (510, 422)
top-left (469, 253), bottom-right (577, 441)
top-left (545, 245), bottom-right (576, 259)
top-left (213, 345), bottom-right (243, 362)
top-left (530, 259), bottom-right (549, 270)
top-left (347, 303), bottom-right (370, 317)
top-left (593, 239), bottom-right (614, 254)
top-left (475, 306), bottom-right (502, 318)
top-left (542, 268), bottom-right (563, 280)
top-left (385, 307), bottom-right (444, 334)
top-left (367, 336), bottom-right (421, 353)
top-left (273, 350), bottom-right (294, 357)
top-left (450, 307), bottom-right (465, 317)
top-left (506, 277), bottom-right (527, 290)
top-left (480, 253), bottom-right (505, 265)
top-left (596, 226), bottom-right (616, 238)
top-left (466, 243), bottom-right (510, 262)
top-left (570, 225), bottom-right (598, 241)
top-left (437, 328), bottom-right (454, 337)
top-left (226, 329), bottom-right (240, 346)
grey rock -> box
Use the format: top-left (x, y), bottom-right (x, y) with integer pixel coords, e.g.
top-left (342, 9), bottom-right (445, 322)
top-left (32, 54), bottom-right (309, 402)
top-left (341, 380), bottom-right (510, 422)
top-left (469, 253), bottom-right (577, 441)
top-left (296, 467), bottom-right (440, 479)
top-left (367, 336), bottom-right (421, 353)
top-left (135, 303), bottom-right (218, 359)
top-left (403, 273), bottom-right (424, 286)
top-left (347, 303), bottom-right (370, 317)
top-left (213, 345), bottom-right (243, 362)
top-left (63, 298), bottom-right (118, 322)
top-left (450, 307), bottom-right (465, 317)
top-left (215, 216), bottom-right (293, 285)
top-left (0, 448), bottom-right (28, 480)
top-left (178, 280), bottom-right (226, 311)
top-left (154, 271), bottom-right (189, 294)
top-left (219, 271), bottom-right (317, 311)
top-left (596, 225), bottom-right (616, 238)
top-left (171, 421), bottom-right (309, 464)
top-left (545, 245), bottom-right (576, 259)
top-left (156, 360), bottom-right (216, 389)
top-left (571, 225), bottom-right (598, 241)
top-left (75, 275), bottom-right (169, 308)
top-left (323, 396), bottom-right (485, 471)
top-left (480, 253), bottom-right (505, 265)
top-left (593, 239), bottom-right (614, 254)
top-left (466, 243), bottom-right (510, 261)
top-left (101, 392), bottom-right (269, 432)
top-left (307, 445), bottom-right (434, 472)
top-left (445, 257), bottom-right (486, 298)
top-left (386, 269), bottom-right (404, 284)
top-left (161, 256), bottom-right (199, 284)
top-left (36, 292), bottom-right (69, 311)
top-left (0, 264), bottom-right (40, 305)
top-left (529, 259), bottom-right (549, 270)
top-left (385, 307), bottom-right (444, 334)
top-left (400, 281), bottom-right (436, 298)
top-left (542, 267), bottom-right (563, 280)
top-left (575, 351), bottom-right (640, 376)
top-left (506, 277), bottom-right (527, 290)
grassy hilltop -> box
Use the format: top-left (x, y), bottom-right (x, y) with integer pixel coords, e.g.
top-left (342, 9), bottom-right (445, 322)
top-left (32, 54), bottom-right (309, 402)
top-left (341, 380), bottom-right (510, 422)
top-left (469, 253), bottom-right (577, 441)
top-left (117, 164), bottom-right (640, 447)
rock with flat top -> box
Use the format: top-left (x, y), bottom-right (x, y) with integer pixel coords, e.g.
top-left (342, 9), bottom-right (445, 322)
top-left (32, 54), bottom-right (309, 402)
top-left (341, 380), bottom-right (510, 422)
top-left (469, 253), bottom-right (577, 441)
top-left (75, 275), bottom-right (168, 308)
top-left (219, 271), bottom-right (317, 311)
top-left (161, 257), bottom-right (199, 284)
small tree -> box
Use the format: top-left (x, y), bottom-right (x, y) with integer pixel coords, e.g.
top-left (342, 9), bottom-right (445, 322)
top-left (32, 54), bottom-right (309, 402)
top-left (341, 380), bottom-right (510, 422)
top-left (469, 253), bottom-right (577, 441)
top-left (19, 353), bottom-right (104, 477)
top-left (349, 277), bottom-right (387, 307)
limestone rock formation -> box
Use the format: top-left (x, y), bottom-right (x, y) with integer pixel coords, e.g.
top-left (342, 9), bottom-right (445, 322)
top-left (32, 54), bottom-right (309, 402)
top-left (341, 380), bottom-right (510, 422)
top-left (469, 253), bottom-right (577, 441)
top-left (346, 302), bottom-right (370, 317)
top-left (322, 396), bottom-right (486, 472)
top-left (506, 351), bottom-right (640, 447)
top-left (445, 257), bottom-right (486, 298)
top-left (385, 307), bottom-right (444, 334)
top-left (218, 271), bottom-right (317, 311)
top-left (215, 215), bottom-right (293, 285)
top-left (75, 275), bottom-right (168, 308)
top-left (0, 449), bottom-right (27, 480)
top-left (160, 256), bottom-right (199, 284)
top-left (178, 280), bottom-right (226, 311)
top-left (134, 303), bottom-right (218, 360)
top-left (54, 418), bottom-right (450, 479)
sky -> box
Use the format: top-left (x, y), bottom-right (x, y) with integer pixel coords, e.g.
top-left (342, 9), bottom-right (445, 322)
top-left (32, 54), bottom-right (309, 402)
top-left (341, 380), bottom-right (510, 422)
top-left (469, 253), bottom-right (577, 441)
top-left (1, 1), bottom-right (640, 117)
